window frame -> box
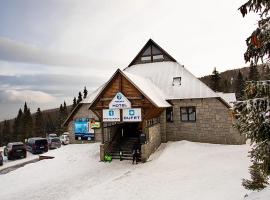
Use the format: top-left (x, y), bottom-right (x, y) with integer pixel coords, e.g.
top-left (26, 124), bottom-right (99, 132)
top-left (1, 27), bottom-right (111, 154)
top-left (166, 107), bottom-right (174, 122)
top-left (180, 106), bottom-right (196, 122)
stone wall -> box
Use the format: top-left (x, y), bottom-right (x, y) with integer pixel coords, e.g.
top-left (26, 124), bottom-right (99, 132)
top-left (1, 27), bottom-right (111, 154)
top-left (163, 98), bottom-right (245, 144)
top-left (141, 123), bottom-right (161, 162)
top-left (67, 103), bottom-right (102, 144)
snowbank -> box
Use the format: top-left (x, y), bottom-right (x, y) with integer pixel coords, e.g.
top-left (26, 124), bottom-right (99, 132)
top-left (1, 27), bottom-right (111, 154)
top-left (245, 186), bottom-right (270, 200)
top-left (0, 141), bottom-right (252, 200)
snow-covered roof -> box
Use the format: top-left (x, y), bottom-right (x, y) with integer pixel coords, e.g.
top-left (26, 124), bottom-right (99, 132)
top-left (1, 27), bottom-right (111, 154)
top-left (87, 69), bottom-right (171, 108)
top-left (124, 61), bottom-right (219, 100)
top-left (81, 85), bottom-right (104, 104)
top-left (122, 71), bottom-right (171, 107)
top-left (216, 92), bottom-right (236, 107)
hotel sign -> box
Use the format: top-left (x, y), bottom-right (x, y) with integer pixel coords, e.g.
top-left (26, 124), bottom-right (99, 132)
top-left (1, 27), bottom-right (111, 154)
top-left (109, 92), bottom-right (131, 109)
top-left (103, 109), bottom-right (120, 122)
top-left (123, 108), bottom-right (142, 122)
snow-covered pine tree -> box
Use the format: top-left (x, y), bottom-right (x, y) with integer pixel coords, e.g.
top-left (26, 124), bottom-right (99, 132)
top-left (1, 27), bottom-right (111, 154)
top-left (237, 0), bottom-right (270, 190)
top-left (233, 80), bottom-right (270, 190)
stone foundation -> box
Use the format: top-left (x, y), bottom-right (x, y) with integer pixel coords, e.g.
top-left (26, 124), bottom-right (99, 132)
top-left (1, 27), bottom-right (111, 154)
top-left (141, 123), bottom-right (161, 162)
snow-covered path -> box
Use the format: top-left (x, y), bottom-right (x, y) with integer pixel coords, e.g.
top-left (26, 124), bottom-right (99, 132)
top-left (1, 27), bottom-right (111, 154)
top-left (0, 141), bottom-right (251, 200)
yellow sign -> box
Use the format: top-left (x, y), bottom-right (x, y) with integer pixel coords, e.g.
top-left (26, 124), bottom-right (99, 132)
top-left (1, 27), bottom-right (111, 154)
top-left (90, 121), bottom-right (101, 129)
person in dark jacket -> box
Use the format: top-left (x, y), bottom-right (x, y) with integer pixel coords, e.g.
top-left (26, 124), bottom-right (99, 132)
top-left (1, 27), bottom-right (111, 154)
top-left (132, 145), bottom-right (140, 164)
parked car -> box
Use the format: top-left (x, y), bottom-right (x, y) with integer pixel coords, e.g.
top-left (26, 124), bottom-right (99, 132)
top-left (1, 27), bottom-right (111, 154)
top-left (48, 137), bottom-right (61, 149)
top-left (4, 142), bottom-right (26, 160)
top-left (60, 134), bottom-right (70, 145)
top-left (48, 133), bottom-right (57, 138)
top-left (0, 151), bottom-right (3, 166)
top-left (26, 137), bottom-right (48, 154)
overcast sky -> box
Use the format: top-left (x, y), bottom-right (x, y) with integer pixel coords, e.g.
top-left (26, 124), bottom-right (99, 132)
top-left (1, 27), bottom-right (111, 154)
top-left (0, 0), bottom-right (258, 121)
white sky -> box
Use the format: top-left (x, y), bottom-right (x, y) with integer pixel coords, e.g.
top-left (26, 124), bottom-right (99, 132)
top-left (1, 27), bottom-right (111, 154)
top-left (0, 0), bottom-right (259, 120)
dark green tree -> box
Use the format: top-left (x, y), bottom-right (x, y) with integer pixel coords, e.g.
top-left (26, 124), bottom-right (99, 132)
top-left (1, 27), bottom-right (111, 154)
top-left (22, 102), bottom-right (33, 138)
top-left (210, 67), bottom-right (221, 92)
top-left (34, 108), bottom-right (44, 137)
top-left (2, 120), bottom-right (11, 144)
top-left (45, 114), bottom-right (56, 134)
top-left (239, 0), bottom-right (270, 65)
top-left (222, 79), bottom-right (231, 93)
top-left (77, 92), bottom-right (83, 104)
top-left (13, 108), bottom-right (24, 141)
top-left (248, 64), bottom-right (260, 81)
top-left (235, 71), bottom-right (245, 100)
top-left (237, 0), bottom-right (270, 190)
top-left (72, 97), bottom-right (77, 109)
top-left (83, 86), bottom-right (88, 99)
top-left (234, 81), bottom-right (270, 190)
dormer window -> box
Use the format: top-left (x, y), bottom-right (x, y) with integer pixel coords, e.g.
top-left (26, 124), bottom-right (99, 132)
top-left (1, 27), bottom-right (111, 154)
top-left (140, 44), bottom-right (165, 63)
top-left (172, 77), bottom-right (181, 86)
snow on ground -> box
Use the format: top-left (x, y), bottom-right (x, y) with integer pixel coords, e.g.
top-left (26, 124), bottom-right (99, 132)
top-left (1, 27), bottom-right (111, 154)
top-left (0, 149), bottom-right (38, 171)
top-left (245, 187), bottom-right (270, 200)
top-left (0, 141), bottom-right (252, 200)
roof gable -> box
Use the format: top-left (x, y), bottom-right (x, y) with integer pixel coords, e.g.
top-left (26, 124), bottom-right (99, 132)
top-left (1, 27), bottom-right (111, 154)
top-left (128, 39), bottom-right (177, 67)
top-left (89, 69), bottom-right (171, 109)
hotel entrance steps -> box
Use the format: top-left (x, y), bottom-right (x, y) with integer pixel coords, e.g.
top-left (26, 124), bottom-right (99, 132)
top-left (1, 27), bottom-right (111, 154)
top-left (110, 137), bottom-right (140, 161)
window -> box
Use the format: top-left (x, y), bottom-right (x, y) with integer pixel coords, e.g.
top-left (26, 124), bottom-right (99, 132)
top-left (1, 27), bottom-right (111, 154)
top-left (172, 77), bottom-right (181, 86)
top-left (166, 107), bottom-right (173, 122)
top-left (180, 107), bottom-right (196, 122)
top-left (153, 54), bottom-right (164, 61)
top-left (141, 56), bottom-right (151, 63)
top-left (140, 44), bottom-right (165, 63)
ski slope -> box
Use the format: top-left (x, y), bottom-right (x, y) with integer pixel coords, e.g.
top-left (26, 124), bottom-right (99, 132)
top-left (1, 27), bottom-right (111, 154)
top-left (0, 141), bottom-right (257, 200)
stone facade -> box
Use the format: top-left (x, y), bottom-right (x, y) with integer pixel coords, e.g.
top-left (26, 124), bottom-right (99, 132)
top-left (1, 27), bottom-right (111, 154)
top-left (67, 103), bottom-right (102, 144)
top-left (141, 123), bottom-right (161, 162)
top-left (162, 98), bottom-right (245, 144)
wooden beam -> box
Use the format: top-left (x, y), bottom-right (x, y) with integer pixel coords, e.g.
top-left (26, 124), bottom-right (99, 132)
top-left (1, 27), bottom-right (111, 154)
top-left (100, 96), bottom-right (143, 101)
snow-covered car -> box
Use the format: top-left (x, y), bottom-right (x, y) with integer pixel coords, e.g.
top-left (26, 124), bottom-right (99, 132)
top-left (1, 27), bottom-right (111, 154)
top-left (0, 151), bottom-right (3, 166)
top-left (4, 142), bottom-right (27, 160)
top-left (60, 134), bottom-right (70, 145)
top-left (48, 137), bottom-right (61, 149)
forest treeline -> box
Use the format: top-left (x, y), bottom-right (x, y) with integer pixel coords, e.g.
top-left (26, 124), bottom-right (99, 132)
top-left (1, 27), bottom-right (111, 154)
top-left (0, 86), bottom-right (88, 146)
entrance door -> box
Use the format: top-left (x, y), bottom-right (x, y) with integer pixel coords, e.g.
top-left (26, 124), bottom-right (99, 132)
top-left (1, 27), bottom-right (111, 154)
top-left (122, 122), bottom-right (140, 138)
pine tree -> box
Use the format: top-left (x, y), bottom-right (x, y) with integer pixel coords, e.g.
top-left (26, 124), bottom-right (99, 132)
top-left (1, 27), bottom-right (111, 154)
top-left (2, 120), bottom-right (11, 144)
top-left (22, 102), bottom-right (33, 139)
top-left (83, 86), bottom-right (88, 99)
top-left (249, 64), bottom-right (260, 81)
top-left (72, 97), bottom-right (77, 109)
top-left (13, 108), bottom-right (23, 141)
top-left (222, 79), bottom-right (230, 93)
top-left (242, 160), bottom-right (269, 190)
top-left (233, 81), bottom-right (270, 190)
top-left (210, 67), bottom-right (221, 92)
top-left (63, 101), bottom-right (68, 119)
top-left (34, 108), bottom-right (44, 137)
top-left (77, 92), bottom-right (83, 104)
top-left (239, 1), bottom-right (270, 65)
top-left (238, 0), bottom-right (270, 190)
top-left (45, 114), bottom-right (55, 134)
top-left (235, 71), bottom-right (245, 100)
